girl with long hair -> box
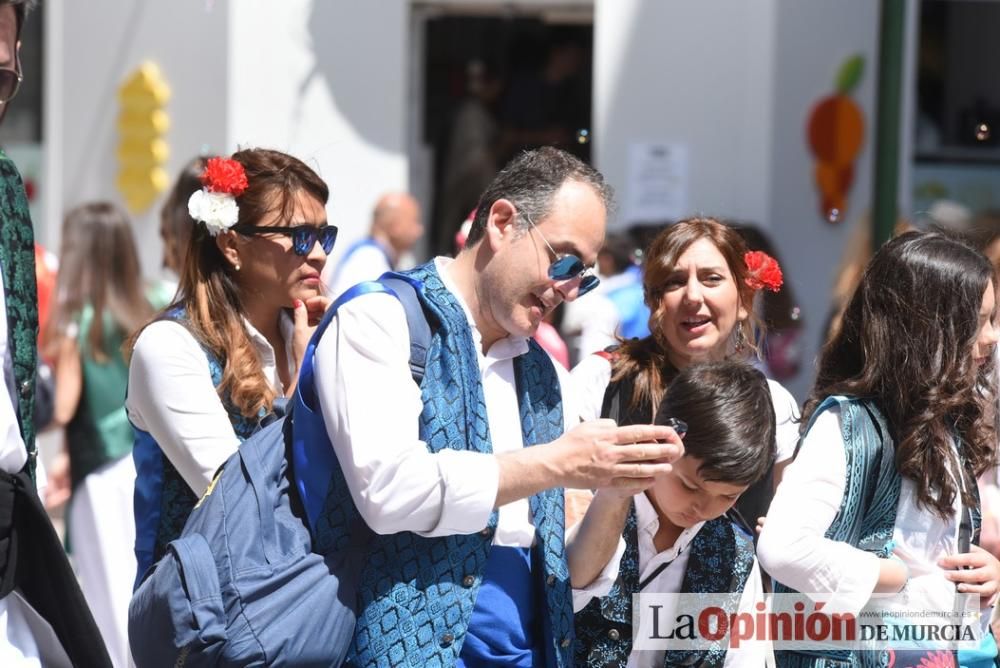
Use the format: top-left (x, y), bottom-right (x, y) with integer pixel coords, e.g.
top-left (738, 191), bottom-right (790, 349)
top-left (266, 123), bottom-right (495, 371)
top-left (570, 217), bottom-right (800, 529)
top-left (127, 148), bottom-right (334, 583)
top-left (46, 201), bottom-right (157, 667)
top-left (759, 231), bottom-right (1000, 666)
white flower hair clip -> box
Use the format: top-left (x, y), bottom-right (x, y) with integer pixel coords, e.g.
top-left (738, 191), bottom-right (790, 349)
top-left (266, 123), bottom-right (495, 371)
top-left (187, 156), bottom-right (248, 236)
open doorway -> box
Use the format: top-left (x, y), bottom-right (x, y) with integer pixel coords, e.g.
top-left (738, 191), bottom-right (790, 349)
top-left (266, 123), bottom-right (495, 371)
top-left (412, 5), bottom-right (594, 256)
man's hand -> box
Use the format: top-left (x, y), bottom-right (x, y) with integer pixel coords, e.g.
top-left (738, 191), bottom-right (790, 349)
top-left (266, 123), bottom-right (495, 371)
top-left (552, 419), bottom-right (684, 492)
top-left (496, 420), bottom-right (682, 510)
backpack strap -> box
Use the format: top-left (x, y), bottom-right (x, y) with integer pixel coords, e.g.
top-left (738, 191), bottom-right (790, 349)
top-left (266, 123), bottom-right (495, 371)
top-left (291, 274), bottom-right (433, 532)
top-left (378, 274), bottom-right (433, 384)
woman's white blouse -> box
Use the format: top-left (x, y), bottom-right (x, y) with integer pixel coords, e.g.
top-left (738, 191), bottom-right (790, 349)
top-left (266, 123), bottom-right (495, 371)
top-left (126, 312), bottom-right (295, 497)
top-left (758, 405), bottom-right (979, 618)
top-left (568, 353), bottom-right (800, 464)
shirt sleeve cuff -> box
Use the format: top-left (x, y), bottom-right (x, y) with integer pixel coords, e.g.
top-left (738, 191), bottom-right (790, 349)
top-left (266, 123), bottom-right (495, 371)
top-left (423, 449), bottom-right (500, 537)
top-left (571, 536), bottom-right (626, 613)
top-left (824, 549), bottom-right (882, 616)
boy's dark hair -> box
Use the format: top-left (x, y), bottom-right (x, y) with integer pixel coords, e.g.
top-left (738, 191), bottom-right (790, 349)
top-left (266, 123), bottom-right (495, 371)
top-left (654, 360), bottom-right (776, 487)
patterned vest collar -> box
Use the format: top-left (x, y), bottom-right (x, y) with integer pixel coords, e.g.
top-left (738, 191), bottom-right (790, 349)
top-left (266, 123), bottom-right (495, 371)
top-left (0, 152), bottom-right (37, 475)
top-left (575, 501), bottom-right (755, 668)
top-left (347, 261), bottom-right (574, 667)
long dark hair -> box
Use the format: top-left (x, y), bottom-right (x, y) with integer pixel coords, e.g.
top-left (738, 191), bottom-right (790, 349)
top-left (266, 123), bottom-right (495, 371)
top-left (803, 230), bottom-right (998, 518)
top-left (54, 202), bottom-right (152, 362)
top-left (129, 148), bottom-right (329, 418)
top-left (612, 217), bottom-right (761, 415)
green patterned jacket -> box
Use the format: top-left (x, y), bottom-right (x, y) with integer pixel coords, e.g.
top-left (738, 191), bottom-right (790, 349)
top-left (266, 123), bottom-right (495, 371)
top-left (0, 149), bottom-right (38, 478)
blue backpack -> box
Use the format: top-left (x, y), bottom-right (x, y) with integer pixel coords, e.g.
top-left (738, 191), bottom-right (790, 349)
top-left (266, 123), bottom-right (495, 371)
top-left (127, 276), bottom-right (431, 668)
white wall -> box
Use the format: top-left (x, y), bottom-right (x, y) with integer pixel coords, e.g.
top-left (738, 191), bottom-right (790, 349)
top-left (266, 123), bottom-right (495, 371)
top-left (53, 0), bottom-right (411, 281)
top-left (767, 0), bottom-right (880, 398)
top-left (594, 0), bottom-right (778, 227)
top-left (228, 0), bottom-right (410, 270)
top-left (54, 0), bottom-right (229, 279)
top-left (593, 0), bottom-right (881, 399)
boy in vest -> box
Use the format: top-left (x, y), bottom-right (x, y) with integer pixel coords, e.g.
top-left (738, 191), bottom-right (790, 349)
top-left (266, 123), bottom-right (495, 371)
top-left (572, 360), bottom-right (776, 667)
top-left (312, 147), bottom-right (684, 667)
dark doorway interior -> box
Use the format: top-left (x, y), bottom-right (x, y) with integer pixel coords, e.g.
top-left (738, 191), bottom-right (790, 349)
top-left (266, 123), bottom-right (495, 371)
top-left (422, 14), bottom-right (593, 256)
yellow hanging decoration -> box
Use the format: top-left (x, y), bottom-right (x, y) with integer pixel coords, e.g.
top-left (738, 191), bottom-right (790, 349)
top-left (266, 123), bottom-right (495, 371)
top-left (116, 62), bottom-right (171, 213)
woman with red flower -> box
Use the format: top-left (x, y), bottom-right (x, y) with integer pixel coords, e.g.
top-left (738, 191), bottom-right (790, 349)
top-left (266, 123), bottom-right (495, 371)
top-left (568, 217), bottom-right (799, 530)
top-left (125, 148), bottom-right (335, 583)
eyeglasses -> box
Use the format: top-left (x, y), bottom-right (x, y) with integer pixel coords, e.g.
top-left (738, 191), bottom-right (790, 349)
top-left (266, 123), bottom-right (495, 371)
top-left (0, 54), bottom-right (22, 105)
top-left (233, 223), bottom-right (338, 256)
top-left (521, 211), bottom-right (600, 297)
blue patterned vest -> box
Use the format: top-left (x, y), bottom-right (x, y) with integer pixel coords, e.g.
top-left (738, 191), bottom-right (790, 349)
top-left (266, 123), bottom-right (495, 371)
top-left (312, 262), bottom-right (573, 667)
top-left (0, 151), bottom-right (38, 478)
top-left (575, 503), bottom-right (755, 668)
top-left (131, 309), bottom-right (266, 585)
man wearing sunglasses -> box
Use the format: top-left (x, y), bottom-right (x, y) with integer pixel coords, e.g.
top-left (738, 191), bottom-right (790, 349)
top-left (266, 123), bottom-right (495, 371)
top-left (313, 147), bottom-right (683, 667)
top-left (0, 2), bottom-right (110, 666)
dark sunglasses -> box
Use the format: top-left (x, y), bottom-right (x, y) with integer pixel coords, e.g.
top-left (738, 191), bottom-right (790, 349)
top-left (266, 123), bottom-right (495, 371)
top-left (0, 54), bottom-right (22, 105)
top-left (233, 223), bottom-right (338, 256)
top-left (523, 212), bottom-right (601, 297)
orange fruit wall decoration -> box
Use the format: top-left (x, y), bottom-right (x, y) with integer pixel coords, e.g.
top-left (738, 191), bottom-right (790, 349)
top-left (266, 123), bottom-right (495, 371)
top-left (807, 54), bottom-right (866, 223)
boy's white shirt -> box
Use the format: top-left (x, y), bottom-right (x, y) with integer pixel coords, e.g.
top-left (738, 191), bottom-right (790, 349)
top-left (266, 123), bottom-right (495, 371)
top-left (572, 492), bottom-right (767, 667)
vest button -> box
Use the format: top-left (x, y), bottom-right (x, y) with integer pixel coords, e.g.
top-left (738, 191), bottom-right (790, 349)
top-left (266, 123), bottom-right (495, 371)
top-left (608, 628), bottom-right (621, 641)
top-left (546, 574), bottom-right (556, 586)
top-left (440, 633), bottom-right (455, 647)
top-left (19, 380), bottom-right (29, 398)
top-left (560, 637), bottom-right (571, 648)
top-left (462, 575), bottom-right (475, 588)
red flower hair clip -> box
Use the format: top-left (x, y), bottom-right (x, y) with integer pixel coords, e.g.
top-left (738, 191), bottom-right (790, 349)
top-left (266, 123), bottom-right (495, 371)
top-left (744, 251), bottom-right (783, 292)
top-left (188, 157), bottom-right (248, 236)
top-left (200, 157), bottom-right (248, 196)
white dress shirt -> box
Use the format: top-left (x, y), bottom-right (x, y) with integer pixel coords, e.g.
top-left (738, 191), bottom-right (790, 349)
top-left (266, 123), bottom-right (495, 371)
top-left (126, 312), bottom-right (295, 497)
top-left (569, 353), bottom-right (800, 465)
top-left (313, 256), bottom-right (573, 544)
top-left (572, 493), bottom-right (766, 667)
top-left (0, 263), bottom-right (67, 667)
top-left (758, 406), bottom-right (988, 621)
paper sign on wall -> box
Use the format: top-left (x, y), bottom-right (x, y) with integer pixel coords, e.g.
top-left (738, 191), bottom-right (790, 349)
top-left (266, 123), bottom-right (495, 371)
top-left (624, 142), bottom-right (688, 223)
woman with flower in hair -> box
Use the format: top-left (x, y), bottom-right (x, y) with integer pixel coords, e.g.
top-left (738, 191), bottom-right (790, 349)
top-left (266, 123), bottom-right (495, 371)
top-left (126, 148), bottom-right (335, 583)
top-left (568, 217), bottom-right (799, 531)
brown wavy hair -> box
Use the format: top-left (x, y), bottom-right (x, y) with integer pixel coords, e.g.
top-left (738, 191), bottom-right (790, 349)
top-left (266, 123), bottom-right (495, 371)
top-left (128, 148), bottom-right (329, 418)
top-left (803, 231), bottom-right (999, 518)
top-left (612, 217), bottom-right (761, 415)
top-left (54, 202), bottom-right (153, 362)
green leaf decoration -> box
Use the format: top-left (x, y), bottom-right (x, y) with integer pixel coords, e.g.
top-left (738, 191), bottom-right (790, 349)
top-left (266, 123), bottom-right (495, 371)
top-left (835, 54), bottom-right (865, 95)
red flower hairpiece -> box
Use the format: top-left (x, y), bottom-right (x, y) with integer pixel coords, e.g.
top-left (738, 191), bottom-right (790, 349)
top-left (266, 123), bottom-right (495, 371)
top-left (200, 157), bottom-right (248, 197)
top-left (744, 251), bottom-right (783, 292)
